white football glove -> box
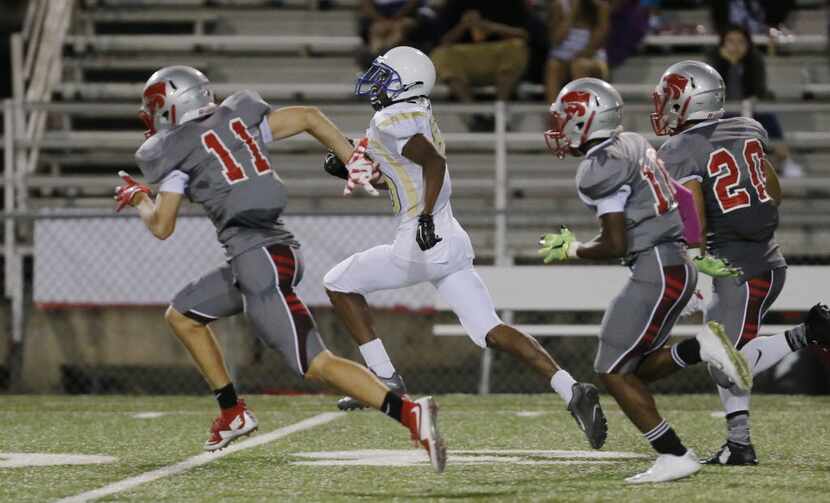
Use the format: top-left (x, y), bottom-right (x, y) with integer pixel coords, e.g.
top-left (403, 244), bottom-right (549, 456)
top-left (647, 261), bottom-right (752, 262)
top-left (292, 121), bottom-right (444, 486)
top-left (343, 137), bottom-right (379, 197)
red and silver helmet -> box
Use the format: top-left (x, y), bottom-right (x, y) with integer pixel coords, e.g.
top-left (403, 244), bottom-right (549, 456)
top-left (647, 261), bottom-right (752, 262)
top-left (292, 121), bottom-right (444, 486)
top-left (139, 65), bottom-right (216, 138)
top-left (651, 60), bottom-right (725, 136)
top-left (545, 78), bottom-right (623, 158)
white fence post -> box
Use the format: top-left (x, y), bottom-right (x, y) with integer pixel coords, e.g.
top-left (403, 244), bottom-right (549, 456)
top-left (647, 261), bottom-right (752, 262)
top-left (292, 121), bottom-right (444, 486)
top-left (478, 100), bottom-right (509, 395)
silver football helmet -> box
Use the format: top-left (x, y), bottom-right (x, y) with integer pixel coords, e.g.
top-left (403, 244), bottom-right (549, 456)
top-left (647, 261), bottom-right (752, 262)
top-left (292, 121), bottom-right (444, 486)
top-left (545, 78), bottom-right (623, 158)
top-left (139, 65), bottom-right (216, 138)
top-left (651, 60), bottom-right (725, 136)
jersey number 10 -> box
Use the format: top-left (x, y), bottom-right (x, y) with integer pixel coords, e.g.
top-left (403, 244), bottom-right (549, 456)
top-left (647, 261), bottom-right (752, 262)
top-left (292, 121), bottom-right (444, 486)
top-left (706, 138), bottom-right (771, 213)
top-left (201, 118), bottom-right (271, 184)
top-left (641, 148), bottom-right (675, 215)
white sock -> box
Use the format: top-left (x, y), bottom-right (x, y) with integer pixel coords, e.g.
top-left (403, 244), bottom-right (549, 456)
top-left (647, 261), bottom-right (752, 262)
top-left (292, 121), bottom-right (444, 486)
top-left (358, 339), bottom-right (396, 379)
top-left (740, 333), bottom-right (795, 376)
top-left (718, 383), bottom-right (751, 415)
top-left (551, 369), bottom-right (577, 404)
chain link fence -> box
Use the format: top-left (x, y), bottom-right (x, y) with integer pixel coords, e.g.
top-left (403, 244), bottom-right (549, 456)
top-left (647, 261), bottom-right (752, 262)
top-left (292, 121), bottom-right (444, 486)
top-left (2, 210), bottom-right (829, 396)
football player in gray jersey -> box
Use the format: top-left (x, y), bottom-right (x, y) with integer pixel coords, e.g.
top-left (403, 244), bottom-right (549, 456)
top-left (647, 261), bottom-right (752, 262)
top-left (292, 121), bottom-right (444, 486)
top-left (541, 78), bottom-right (756, 483)
top-left (114, 66), bottom-right (447, 472)
top-left (652, 60), bottom-right (830, 466)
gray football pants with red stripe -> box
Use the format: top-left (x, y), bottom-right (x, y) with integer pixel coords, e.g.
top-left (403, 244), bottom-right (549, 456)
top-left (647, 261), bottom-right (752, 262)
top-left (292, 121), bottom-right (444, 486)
top-left (594, 242), bottom-right (698, 374)
top-left (706, 267), bottom-right (786, 349)
top-left (171, 243), bottom-right (326, 375)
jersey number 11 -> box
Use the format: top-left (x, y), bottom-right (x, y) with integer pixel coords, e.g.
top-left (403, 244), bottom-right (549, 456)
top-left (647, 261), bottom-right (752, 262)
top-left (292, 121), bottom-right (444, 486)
top-left (201, 118), bottom-right (271, 184)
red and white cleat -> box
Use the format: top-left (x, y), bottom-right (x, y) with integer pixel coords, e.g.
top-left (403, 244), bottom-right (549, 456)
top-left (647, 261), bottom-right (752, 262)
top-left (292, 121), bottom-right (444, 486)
top-left (204, 399), bottom-right (258, 452)
top-left (403, 396), bottom-right (447, 473)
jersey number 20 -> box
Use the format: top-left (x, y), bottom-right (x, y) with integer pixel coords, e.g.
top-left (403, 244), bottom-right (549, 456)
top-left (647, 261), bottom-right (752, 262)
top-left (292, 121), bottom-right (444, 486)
top-left (201, 118), bottom-right (271, 184)
top-left (706, 138), bottom-right (770, 213)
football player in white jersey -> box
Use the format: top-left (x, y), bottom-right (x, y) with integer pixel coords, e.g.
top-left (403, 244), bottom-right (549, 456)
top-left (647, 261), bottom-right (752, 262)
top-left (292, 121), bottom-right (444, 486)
top-left (321, 46), bottom-right (608, 449)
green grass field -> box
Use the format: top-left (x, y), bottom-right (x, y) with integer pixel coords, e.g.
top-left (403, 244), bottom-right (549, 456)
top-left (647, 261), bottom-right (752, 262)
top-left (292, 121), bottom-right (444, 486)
top-left (1, 394), bottom-right (829, 502)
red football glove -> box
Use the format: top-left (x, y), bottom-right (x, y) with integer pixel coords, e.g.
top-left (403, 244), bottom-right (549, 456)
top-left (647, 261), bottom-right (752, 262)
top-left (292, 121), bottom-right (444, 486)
top-left (343, 137), bottom-right (380, 197)
top-left (114, 170), bottom-right (151, 212)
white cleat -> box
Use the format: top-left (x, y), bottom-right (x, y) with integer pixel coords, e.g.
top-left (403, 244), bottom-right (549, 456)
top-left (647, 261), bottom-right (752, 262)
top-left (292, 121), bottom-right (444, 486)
top-left (697, 321), bottom-right (752, 392)
top-left (409, 396), bottom-right (447, 474)
top-left (625, 450), bottom-right (701, 484)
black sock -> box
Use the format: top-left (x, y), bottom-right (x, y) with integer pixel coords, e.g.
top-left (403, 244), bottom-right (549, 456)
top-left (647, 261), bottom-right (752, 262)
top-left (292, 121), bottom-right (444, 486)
top-left (381, 392), bottom-right (404, 423)
top-left (671, 338), bottom-right (702, 368)
top-left (645, 420), bottom-right (687, 456)
top-left (213, 383), bottom-right (238, 410)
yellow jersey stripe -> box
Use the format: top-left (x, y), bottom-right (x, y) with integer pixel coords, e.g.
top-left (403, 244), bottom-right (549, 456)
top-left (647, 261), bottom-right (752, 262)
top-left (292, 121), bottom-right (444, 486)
top-left (376, 111), bottom-right (427, 130)
top-left (369, 138), bottom-right (419, 217)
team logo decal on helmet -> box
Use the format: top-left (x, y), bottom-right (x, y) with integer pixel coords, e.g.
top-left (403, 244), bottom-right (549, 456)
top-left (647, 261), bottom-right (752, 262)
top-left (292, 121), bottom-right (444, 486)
top-left (139, 82), bottom-right (172, 138)
top-left (545, 90), bottom-right (597, 159)
top-left (544, 78), bottom-right (623, 159)
top-left (651, 60), bottom-right (725, 136)
top-left (139, 65), bottom-right (215, 139)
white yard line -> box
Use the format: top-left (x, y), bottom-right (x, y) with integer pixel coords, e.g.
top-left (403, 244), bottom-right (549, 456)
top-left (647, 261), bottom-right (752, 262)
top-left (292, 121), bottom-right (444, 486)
top-left (56, 412), bottom-right (343, 503)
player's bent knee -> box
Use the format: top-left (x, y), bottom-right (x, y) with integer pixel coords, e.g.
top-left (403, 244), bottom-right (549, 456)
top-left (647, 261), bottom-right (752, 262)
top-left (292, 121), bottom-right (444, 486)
top-left (304, 350), bottom-right (334, 382)
top-left (165, 306), bottom-right (210, 336)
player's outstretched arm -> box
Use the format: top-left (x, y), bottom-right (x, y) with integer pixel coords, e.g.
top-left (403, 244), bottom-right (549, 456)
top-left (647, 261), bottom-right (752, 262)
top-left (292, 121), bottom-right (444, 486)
top-left (266, 106), bottom-right (354, 163)
top-left (575, 212), bottom-right (627, 260)
top-left (403, 134), bottom-right (446, 251)
top-left (115, 170), bottom-right (183, 240)
top-left (763, 158), bottom-right (782, 206)
top-left (134, 191), bottom-right (184, 240)
top-left (402, 134), bottom-right (446, 216)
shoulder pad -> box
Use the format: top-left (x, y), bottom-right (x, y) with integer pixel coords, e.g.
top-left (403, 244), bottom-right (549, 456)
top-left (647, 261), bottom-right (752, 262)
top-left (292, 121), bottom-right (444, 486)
top-left (135, 130), bottom-right (174, 184)
top-left (372, 103), bottom-right (429, 139)
top-left (220, 90), bottom-right (272, 125)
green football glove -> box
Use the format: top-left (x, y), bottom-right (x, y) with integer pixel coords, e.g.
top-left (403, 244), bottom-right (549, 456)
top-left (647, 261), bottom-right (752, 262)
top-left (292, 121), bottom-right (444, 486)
top-left (693, 255), bottom-right (741, 278)
top-left (538, 226), bottom-right (579, 263)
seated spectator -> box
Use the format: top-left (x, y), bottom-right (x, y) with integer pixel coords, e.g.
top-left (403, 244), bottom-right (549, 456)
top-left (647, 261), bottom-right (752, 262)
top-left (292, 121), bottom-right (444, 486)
top-left (605, 0), bottom-right (649, 71)
top-left (356, 0), bottom-right (436, 69)
top-left (710, 0), bottom-right (796, 35)
top-left (545, 0), bottom-right (610, 105)
top-left (431, 1), bottom-right (530, 131)
top-left (708, 25), bottom-right (803, 177)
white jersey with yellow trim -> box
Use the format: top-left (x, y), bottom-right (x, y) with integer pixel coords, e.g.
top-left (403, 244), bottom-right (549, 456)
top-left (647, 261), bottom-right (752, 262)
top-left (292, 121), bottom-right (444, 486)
top-left (366, 99), bottom-right (466, 264)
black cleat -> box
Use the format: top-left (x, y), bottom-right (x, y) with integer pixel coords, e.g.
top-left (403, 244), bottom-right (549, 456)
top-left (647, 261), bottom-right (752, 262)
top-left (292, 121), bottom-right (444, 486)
top-left (702, 441), bottom-right (758, 465)
top-left (805, 303), bottom-right (830, 349)
top-left (567, 383), bottom-right (608, 449)
top-left (337, 372), bottom-right (408, 411)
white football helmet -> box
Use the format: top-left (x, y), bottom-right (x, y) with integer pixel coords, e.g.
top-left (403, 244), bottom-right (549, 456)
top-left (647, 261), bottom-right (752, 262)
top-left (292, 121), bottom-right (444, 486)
top-left (139, 65), bottom-right (216, 138)
top-left (545, 78), bottom-right (623, 158)
top-left (651, 60), bottom-right (725, 136)
top-left (355, 46), bottom-right (436, 110)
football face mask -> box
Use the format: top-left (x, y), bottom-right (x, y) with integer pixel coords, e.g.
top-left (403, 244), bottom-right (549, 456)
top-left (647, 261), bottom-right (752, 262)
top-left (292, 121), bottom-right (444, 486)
top-left (355, 58), bottom-right (424, 111)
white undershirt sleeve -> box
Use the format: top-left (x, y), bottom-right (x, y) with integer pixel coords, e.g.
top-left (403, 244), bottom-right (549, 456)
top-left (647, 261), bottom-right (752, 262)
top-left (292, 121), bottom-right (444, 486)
top-left (158, 169), bottom-right (189, 194)
top-left (259, 116), bottom-right (273, 144)
top-left (593, 185), bottom-right (632, 217)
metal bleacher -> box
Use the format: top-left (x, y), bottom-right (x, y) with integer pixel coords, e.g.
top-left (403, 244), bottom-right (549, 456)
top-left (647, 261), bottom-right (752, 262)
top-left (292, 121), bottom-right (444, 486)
top-left (15, 0), bottom-right (830, 257)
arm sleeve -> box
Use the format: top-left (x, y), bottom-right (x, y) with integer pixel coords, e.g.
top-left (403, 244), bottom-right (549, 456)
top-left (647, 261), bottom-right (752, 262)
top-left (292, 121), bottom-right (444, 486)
top-left (259, 116), bottom-right (273, 144)
top-left (672, 178), bottom-right (701, 245)
top-left (658, 137), bottom-right (703, 184)
top-left (591, 186), bottom-right (631, 217)
top-left (158, 169), bottom-right (189, 194)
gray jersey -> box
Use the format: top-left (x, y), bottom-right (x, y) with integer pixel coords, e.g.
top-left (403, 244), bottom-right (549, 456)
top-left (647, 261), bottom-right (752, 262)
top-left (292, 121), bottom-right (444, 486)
top-left (135, 90), bottom-right (297, 258)
top-left (658, 117), bottom-right (785, 279)
top-left (577, 132), bottom-right (684, 261)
